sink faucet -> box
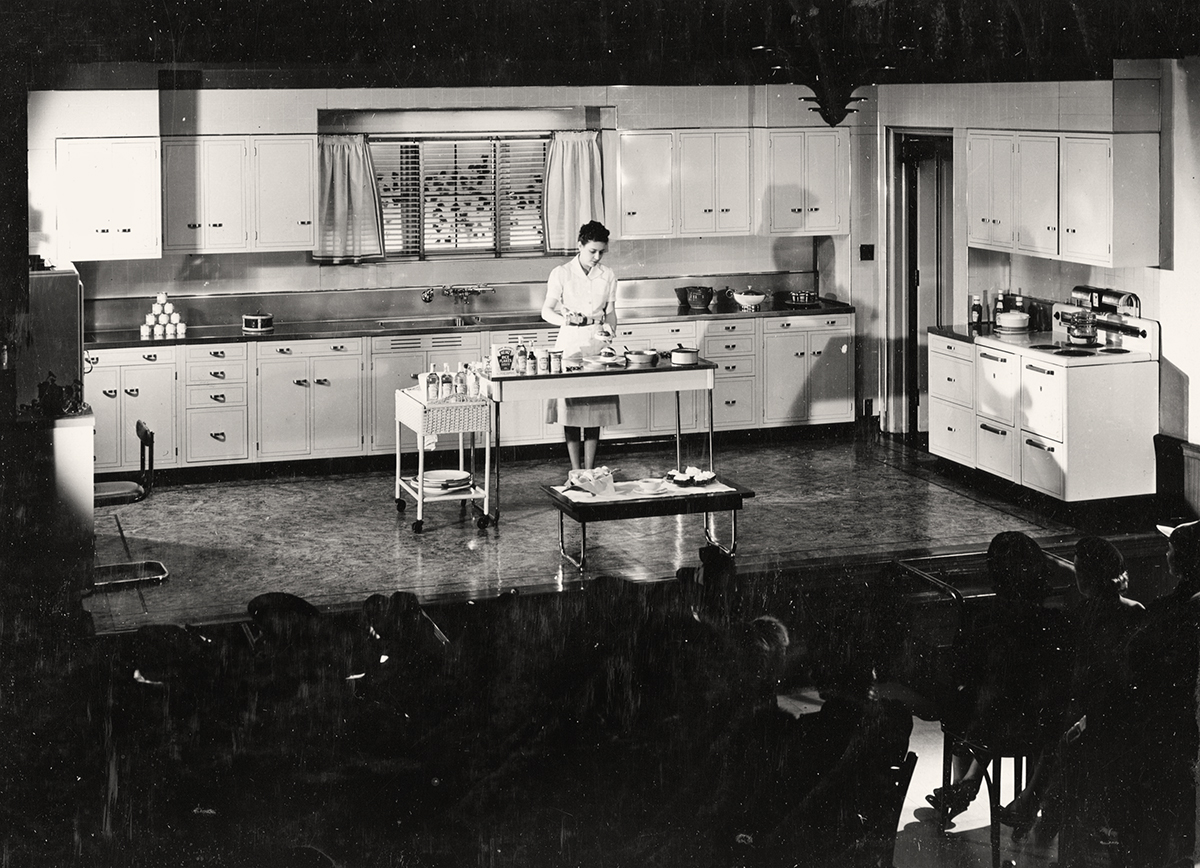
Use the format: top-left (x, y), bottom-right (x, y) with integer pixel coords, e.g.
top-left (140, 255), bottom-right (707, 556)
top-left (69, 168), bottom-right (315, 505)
top-left (443, 284), bottom-right (496, 305)
top-left (421, 286), bottom-right (444, 303)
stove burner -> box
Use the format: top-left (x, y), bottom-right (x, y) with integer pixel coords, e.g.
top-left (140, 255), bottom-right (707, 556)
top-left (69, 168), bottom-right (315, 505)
top-left (1055, 349), bottom-right (1095, 357)
top-left (1099, 347), bottom-right (1130, 354)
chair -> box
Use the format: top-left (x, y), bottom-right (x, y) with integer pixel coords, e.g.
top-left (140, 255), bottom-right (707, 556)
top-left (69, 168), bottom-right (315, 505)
top-left (90, 420), bottom-right (168, 591)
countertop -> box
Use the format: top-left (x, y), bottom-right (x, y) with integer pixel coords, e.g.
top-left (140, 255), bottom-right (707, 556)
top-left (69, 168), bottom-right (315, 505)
top-left (928, 323), bottom-right (995, 344)
top-left (86, 297), bottom-right (855, 350)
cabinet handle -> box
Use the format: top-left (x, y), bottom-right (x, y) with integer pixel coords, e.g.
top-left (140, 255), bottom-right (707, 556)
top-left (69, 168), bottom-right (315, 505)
top-left (298, 220), bottom-right (312, 226)
top-left (992, 219), bottom-right (1000, 224)
top-left (825, 320), bottom-right (838, 326)
top-left (720, 208), bottom-right (730, 213)
top-left (96, 229), bottom-right (109, 233)
top-left (703, 208), bottom-right (713, 213)
top-left (209, 350), bottom-right (225, 358)
top-left (102, 389), bottom-right (117, 398)
top-left (790, 208), bottom-right (803, 213)
top-left (1066, 228), bottom-right (1075, 234)
top-left (330, 345), bottom-right (346, 351)
top-left (779, 322), bottom-right (791, 329)
top-left (981, 217), bottom-right (989, 223)
top-left (812, 350), bottom-right (822, 357)
top-left (210, 393), bottom-right (226, 402)
top-left (210, 223), bottom-right (223, 228)
top-left (293, 379), bottom-right (309, 386)
top-left (724, 400), bottom-right (737, 406)
top-left (794, 351), bottom-right (806, 358)
top-left (187, 223), bottom-right (201, 229)
top-left (124, 388), bottom-right (139, 397)
top-left (209, 370), bottom-right (226, 379)
top-left (724, 364), bottom-right (738, 371)
top-left (314, 378), bottom-right (330, 386)
top-left (979, 352), bottom-right (1007, 363)
top-left (625, 211), bottom-right (637, 216)
top-left (276, 347), bottom-right (292, 354)
top-left (980, 423), bottom-right (1007, 436)
top-left (809, 207), bottom-right (820, 212)
top-left (724, 344), bottom-right (738, 350)
top-left (669, 328), bottom-right (681, 333)
top-left (1025, 364), bottom-right (1055, 375)
top-left (723, 325), bottom-right (736, 332)
top-left (119, 228), bottom-right (131, 234)
top-left (142, 354), bottom-right (158, 362)
top-left (946, 377), bottom-right (955, 383)
top-left (210, 432), bottom-right (227, 441)
top-left (1026, 439), bottom-right (1055, 452)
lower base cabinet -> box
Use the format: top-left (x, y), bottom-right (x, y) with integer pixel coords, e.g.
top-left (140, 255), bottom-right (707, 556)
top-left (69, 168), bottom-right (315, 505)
top-left (183, 344), bottom-right (251, 464)
top-left (257, 339), bottom-right (364, 460)
top-left (85, 347), bottom-right (178, 472)
top-left (928, 397), bottom-right (974, 465)
top-left (975, 418), bottom-right (1018, 481)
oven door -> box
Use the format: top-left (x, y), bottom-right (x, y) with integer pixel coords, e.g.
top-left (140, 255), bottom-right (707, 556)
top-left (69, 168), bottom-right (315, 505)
top-left (1020, 358), bottom-right (1065, 441)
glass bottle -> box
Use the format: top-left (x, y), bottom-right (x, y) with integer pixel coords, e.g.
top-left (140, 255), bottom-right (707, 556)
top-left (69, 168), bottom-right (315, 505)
top-left (970, 295), bottom-right (983, 325)
top-left (515, 341), bottom-right (528, 375)
top-left (425, 364), bottom-right (440, 402)
top-left (439, 363), bottom-right (454, 401)
top-left (454, 363), bottom-right (468, 400)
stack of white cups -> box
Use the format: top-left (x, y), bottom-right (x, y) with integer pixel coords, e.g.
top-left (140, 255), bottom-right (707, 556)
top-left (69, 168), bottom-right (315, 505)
top-left (140, 291), bottom-right (187, 340)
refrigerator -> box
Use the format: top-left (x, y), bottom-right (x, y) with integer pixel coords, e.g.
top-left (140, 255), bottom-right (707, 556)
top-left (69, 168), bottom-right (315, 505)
top-left (15, 268), bottom-right (84, 413)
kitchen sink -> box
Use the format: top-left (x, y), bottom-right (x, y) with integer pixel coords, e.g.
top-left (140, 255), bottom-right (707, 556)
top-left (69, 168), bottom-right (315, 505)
top-left (459, 313), bottom-right (545, 328)
top-left (377, 317), bottom-right (464, 331)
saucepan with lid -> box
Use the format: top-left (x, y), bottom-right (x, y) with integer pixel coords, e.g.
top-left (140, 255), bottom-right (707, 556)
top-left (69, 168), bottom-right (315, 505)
top-left (665, 344), bottom-right (699, 365)
top-left (1065, 309), bottom-right (1098, 345)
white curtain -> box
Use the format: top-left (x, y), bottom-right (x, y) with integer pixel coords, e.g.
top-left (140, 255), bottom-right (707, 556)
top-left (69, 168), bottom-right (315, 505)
top-left (543, 131), bottom-right (604, 253)
top-left (315, 135), bottom-right (385, 263)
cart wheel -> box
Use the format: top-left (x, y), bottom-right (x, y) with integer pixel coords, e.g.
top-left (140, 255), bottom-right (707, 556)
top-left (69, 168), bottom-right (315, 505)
top-left (396, 498), bottom-right (406, 512)
top-left (476, 515), bottom-right (490, 529)
top-left (412, 520), bottom-right (424, 534)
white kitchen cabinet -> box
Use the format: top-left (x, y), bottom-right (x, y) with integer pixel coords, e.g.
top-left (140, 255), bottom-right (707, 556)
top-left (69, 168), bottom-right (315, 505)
top-left (966, 132), bottom-right (1014, 250)
top-left (974, 344), bottom-right (1018, 480)
top-left (182, 343), bottom-right (251, 465)
top-left (678, 132), bottom-right (752, 236)
top-left (163, 137), bottom-right (249, 253)
top-left (617, 132), bottom-right (674, 238)
top-left (56, 138), bottom-right (162, 262)
top-left (85, 347), bottom-right (177, 472)
top-left (976, 418), bottom-right (1019, 481)
top-left (766, 129), bottom-right (849, 235)
top-left (762, 315), bottom-right (854, 425)
top-left (257, 339), bottom-right (364, 459)
top-left (927, 337), bottom-right (975, 466)
top-left (252, 135), bottom-right (317, 250)
top-left (1014, 134), bottom-right (1059, 257)
top-left (369, 332), bottom-right (484, 454)
top-left (701, 318), bottom-right (759, 430)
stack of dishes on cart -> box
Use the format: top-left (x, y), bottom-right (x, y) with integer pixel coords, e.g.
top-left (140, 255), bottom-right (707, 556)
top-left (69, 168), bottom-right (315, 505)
top-left (406, 469), bottom-right (473, 493)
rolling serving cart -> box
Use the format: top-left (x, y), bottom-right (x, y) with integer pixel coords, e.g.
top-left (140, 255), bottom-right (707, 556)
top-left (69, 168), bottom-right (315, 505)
top-left (394, 387), bottom-right (492, 533)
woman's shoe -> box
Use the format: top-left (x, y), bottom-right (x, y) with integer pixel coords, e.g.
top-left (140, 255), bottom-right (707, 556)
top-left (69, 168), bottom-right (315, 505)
top-left (996, 801), bottom-right (1037, 840)
top-left (925, 779), bottom-right (979, 820)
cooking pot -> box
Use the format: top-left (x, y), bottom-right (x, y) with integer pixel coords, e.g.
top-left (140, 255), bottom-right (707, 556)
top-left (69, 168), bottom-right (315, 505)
top-left (242, 312), bottom-right (274, 333)
top-left (726, 288), bottom-right (765, 308)
top-left (1065, 310), bottom-right (1098, 344)
top-left (685, 286), bottom-right (714, 310)
top-left (666, 344), bottom-right (699, 365)
top-left (785, 289), bottom-right (818, 306)
top-left (624, 347), bottom-right (660, 367)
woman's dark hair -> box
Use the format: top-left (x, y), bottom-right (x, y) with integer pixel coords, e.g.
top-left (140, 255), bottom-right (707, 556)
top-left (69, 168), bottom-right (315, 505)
top-left (986, 531), bottom-right (1050, 604)
top-left (578, 220), bottom-right (610, 245)
top-left (1075, 535), bottom-right (1128, 597)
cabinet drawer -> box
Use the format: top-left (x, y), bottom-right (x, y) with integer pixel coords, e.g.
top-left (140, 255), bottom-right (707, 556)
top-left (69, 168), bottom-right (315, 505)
top-left (185, 406), bottom-right (249, 463)
top-left (704, 319), bottom-right (755, 337)
top-left (928, 336), bottom-right (973, 359)
top-left (1021, 434), bottom-right (1066, 499)
top-left (929, 351), bottom-right (974, 407)
top-left (261, 338), bottom-right (363, 358)
top-left (976, 418), bottom-right (1019, 481)
top-left (186, 384), bottom-right (247, 408)
top-left (711, 355), bottom-right (757, 377)
top-left (87, 346), bottom-right (177, 367)
top-left (186, 344), bottom-right (247, 362)
top-left (712, 377), bottom-right (756, 426)
top-left (185, 360), bottom-right (248, 385)
top-left (703, 335), bottom-right (757, 358)
top-left (929, 398), bottom-right (975, 465)
top-left (764, 315), bottom-right (851, 332)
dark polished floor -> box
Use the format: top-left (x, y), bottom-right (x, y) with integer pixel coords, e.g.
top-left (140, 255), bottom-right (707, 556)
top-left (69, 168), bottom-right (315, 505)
top-left (84, 429), bottom-right (1169, 635)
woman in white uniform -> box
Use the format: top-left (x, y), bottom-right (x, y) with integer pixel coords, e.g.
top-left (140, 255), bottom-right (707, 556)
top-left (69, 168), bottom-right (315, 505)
top-left (540, 221), bottom-right (621, 470)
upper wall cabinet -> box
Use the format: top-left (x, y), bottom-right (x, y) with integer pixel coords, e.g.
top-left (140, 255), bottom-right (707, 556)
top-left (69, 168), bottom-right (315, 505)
top-left (163, 135), bottom-right (316, 254)
top-left (966, 132), bottom-right (1014, 251)
top-left (616, 129), bottom-right (753, 240)
top-left (971, 130), bottom-right (1159, 269)
top-left (56, 138), bottom-right (162, 262)
top-left (765, 129), bottom-right (849, 236)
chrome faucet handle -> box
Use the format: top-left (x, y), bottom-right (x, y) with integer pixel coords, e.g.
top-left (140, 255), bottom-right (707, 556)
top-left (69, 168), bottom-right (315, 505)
top-left (421, 286), bottom-right (440, 303)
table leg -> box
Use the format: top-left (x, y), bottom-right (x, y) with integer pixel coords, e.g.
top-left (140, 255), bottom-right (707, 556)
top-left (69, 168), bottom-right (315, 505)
top-left (675, 390), bottom-right (682, 470)
top-left (703, 509), bottom-right (738, 555)
top-left (707, 388), bottom-right (715, 472)
top-left (558, 511), bottom-right (585, 570)
top-left (493, 400), bottom-right (502, 524)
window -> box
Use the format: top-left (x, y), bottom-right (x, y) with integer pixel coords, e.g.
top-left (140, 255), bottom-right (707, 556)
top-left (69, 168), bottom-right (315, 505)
top-left (369, 136), bottom-right (548, 259)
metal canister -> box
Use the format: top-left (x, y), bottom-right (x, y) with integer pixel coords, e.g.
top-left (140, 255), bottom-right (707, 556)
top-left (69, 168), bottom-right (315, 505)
top-left (549, 350), bottom-right (563, 374)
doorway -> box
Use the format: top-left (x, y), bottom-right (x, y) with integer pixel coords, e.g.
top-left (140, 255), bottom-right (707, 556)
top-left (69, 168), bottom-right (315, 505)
top-left (886, 132), bottom-right (953, 439)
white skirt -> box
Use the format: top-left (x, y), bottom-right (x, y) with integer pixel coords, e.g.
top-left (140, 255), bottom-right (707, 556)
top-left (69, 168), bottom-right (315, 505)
top-left (546, 394), bottom-right (621, 428)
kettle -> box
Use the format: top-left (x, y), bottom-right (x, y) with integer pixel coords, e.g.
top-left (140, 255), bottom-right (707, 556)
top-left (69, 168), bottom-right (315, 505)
top-left (686, 286), bottom-right (713, 309)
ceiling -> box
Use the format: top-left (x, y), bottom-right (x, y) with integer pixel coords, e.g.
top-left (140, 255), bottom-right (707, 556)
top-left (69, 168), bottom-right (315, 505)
top-left (7, 0), bottom-right (1200, 92)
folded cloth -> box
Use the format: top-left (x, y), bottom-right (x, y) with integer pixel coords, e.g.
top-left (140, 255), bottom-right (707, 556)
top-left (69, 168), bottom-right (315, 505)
top-left (566, 466), bottom-right (615, 496)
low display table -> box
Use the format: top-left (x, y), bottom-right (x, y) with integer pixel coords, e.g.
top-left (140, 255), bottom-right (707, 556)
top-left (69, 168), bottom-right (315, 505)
top-left (541, 475), bottom-right (755, 570)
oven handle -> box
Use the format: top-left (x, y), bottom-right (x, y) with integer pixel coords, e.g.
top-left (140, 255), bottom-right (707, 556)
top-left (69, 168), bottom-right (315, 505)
top-left (1026, 439), bottom-right (1055, 452)
top-left (979, 352), bottom-right (1008, 363)
top-left (1025, 364), bottom-right (1055, 376)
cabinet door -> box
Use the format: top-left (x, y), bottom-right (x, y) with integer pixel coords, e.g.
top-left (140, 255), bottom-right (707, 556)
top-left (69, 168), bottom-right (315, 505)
top-left (678, 133), bottom-right (716, 235)
top-left (253, 136), bottom-right (317, 250)
top-left (202, 138), bottom-right (249, 251)
top-left (713, 377), bottom-right (757, 428)
top-left (86, 365), bottom-right (121, 469)
top-left (975, 347), bottom-right (1017, 426)
top-left (163, 139), bottom-right (204, 251)
top-left (371, 352), bottom-right (427, 453)
top-left (121, 363), bottom-right (176, 468)
top-left (57, 138), bottom-right (161, 262)
top-left (618, 132), bottom-right (673, 238)
top-left (763, 330), bottom-right (808, 423)
top-left (988, 136), bottom-right (1014, 247)
top-left (807, 329), bottom-right (853, 421)
top-left (1015, 134), bottom-right (1059, 256)
top-left (768, 132), bottom-right (806, 233)
top-left (803, 131), bottom-right (844, 233)
top-left (967, 134), bottom-right (994, 246)
top-left (312, 354), bottom-right (362, 454)
top-left (257, 357), bottom-right (311, 457)
top-left (714, 132), bottom-right (752, 233)
top-left (186, 407), bottom-right (249, 463)
top-left (1061, 136), bottom-right (1113, 265)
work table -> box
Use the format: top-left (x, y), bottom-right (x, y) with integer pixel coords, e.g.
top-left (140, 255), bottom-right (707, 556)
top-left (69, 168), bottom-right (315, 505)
top-left (85, 298), bottom-right (855, 349)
